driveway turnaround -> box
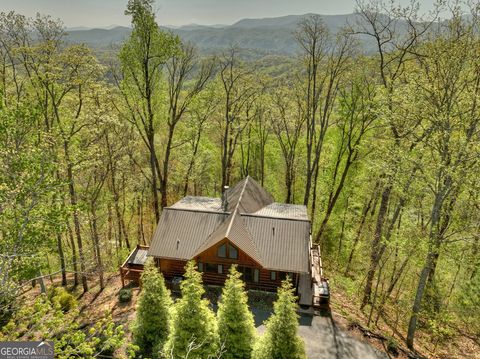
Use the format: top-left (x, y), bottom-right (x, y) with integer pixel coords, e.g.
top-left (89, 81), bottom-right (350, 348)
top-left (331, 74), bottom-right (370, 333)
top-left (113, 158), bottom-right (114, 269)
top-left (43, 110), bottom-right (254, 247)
top-left (254, 309), bottom-right (387, 359)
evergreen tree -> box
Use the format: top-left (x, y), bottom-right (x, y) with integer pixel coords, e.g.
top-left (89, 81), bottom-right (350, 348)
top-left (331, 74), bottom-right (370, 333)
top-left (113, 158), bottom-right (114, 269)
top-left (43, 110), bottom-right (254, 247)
top-left (132, 258), bottom-right (172, 358)
top-left (217, 265), bottom-right (256, 358)
top-left (164, 261), bottom-right (219, 359)
top-left (253, 279), bottom-right (305, 359)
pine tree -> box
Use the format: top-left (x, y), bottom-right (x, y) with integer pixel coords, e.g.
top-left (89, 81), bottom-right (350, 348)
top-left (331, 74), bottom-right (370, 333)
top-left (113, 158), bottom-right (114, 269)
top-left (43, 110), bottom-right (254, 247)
top-left (252, 278), bottom-right (306, 359)
top-left (164, 261), bottom-right (219, 358)
top-left (217, 265), bottom-right (256, 358)
top-left (132, 258), bottom-right (172, 358)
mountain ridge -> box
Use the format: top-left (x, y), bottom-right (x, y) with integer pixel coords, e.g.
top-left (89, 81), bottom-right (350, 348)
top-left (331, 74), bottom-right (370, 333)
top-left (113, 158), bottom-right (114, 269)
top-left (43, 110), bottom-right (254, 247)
top-left (64, 13), bottom-right (363, 56)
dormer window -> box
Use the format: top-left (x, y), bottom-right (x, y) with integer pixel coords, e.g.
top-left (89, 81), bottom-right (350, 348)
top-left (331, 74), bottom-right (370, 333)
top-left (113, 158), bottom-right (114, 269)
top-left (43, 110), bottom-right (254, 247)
top-left (228, 244), bottom-right (238, 259)
top-left (217, 243), bottom-right (239, 259)
top-left (218, 243), bottom-right (226, 258)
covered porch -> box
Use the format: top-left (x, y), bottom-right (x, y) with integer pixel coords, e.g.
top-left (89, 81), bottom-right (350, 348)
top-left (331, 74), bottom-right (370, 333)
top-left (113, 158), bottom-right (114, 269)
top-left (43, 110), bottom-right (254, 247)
top-left (119, 245), bottom-right (149, 287)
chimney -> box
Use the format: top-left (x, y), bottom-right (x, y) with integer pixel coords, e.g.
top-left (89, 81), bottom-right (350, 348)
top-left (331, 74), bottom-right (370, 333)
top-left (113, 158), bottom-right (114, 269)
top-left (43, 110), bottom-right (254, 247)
top-left (222, 185), bottom-right (229, 212)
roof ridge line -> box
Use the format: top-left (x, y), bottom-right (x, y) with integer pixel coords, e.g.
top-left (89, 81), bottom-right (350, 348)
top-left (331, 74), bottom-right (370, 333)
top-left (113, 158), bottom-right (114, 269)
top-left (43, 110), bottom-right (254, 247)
top-left (225, 176), bottom-right (249, 237)
top-left (240, 213), bottom-right (311, 222)
top-left (227, 177), bottom-right (264, 264)
top-left (165, 207), bottom-right (230, 215)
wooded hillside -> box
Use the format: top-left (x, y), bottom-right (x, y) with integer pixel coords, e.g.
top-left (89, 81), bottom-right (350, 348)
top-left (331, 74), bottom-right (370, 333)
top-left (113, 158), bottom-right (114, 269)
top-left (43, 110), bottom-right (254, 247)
top-left (0, 0), bottom-right (479, 357)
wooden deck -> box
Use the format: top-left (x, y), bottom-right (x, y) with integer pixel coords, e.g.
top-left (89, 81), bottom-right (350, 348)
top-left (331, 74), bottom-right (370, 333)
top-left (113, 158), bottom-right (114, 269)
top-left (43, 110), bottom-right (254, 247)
top-left (298, 244), bottom-right (330, 309)
top-left (120, 245), bottom-right (149, 287)
top-left (311, 244), bottom-right (330, 308)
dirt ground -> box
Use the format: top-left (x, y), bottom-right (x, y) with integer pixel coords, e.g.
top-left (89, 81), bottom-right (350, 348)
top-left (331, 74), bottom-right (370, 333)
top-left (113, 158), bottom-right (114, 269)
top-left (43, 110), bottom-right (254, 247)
top-left (21, 273), bottom-right (478, 359)
top-left (77, 274), bottom-right (388, 359)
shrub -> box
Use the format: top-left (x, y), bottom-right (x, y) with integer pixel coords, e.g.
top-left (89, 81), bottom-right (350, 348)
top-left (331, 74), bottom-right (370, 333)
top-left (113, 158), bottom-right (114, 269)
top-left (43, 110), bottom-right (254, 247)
top-left (217, 265), bottom-right (256, 358)
top-left (252, 279), bottom-right (305, 359)
top-left (49, 287), bottom-right (77, 312)
top-left (386, 336), bottom-right (399, 356)
top-left (133, 258), bottom-right (172, 359)
top-left (119, 288), bottom-right (133, 303)
top-left (164, 261), bottom-right (219, 359)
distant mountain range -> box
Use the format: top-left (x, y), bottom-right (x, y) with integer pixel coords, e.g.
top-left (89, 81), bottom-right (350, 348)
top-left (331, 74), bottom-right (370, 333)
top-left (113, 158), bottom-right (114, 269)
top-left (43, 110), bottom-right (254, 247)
top-left (64, 13), bottom-right (362, 56)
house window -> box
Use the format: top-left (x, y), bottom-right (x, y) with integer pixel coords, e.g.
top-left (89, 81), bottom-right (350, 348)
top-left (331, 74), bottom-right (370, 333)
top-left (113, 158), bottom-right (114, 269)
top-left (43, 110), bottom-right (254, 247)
top-left (205, 263), bottom-right (217, 273)
top-left (228, 244), bottom-right (238, 259)
top-left (270, 271), bottom-right (276, 281)
top-left (254, 269), bottom-right (259, 283)
top-left (218, 264), bottom-right (223, 274)
top-left (198, 262), bottom-right (204, 272)
top-left (238, 266), bottom-right (253, 282)
top-left (218, 244), bottom-right (226, 258)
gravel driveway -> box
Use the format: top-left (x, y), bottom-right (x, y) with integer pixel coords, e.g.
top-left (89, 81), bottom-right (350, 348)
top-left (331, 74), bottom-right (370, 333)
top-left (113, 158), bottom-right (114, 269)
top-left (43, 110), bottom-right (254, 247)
top-left (253, 309), bottom-right (388, 359)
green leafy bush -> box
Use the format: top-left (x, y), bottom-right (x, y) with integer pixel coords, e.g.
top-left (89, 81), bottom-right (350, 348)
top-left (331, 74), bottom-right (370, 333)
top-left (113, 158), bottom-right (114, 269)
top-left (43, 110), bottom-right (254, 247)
top-left (217, 265), bottom-right (256, 359)
top-left (164, 261), bottom-right (219, 359)
top-left (119, 288), bottom-right (133, 303)
top-left (48, 287), bottom-right (77, 312)
top-left (252, 279), bottom-right (305, 359)
top-left (1, 295), bottom-right (126, 358)
top-left (133, 258), bottom-right (172, 359)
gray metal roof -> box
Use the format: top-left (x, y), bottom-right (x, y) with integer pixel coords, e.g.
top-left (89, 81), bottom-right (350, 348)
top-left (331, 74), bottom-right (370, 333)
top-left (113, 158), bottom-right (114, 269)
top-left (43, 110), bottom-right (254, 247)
top-left (241, 215), bottom-right (310, 273)
top-left (225, 176), bottom-right (274, 213)
top-left (127, 247), bottom-right (149, 265)
top-left (252, 202), bottom-right (308, 221)
top-left (147, 176), bottom-right (310, 273)
top-left (193, 212), bottom-right (263, 265)
top-left (170, 196), bottom-right (223, 212)
top-left (148, 209), bottom-right (228, 260)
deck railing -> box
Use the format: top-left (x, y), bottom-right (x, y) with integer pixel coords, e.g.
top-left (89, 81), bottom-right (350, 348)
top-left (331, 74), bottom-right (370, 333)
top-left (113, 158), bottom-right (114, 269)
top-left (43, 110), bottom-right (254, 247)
top-left (119, 244), bottom-right (149, 287)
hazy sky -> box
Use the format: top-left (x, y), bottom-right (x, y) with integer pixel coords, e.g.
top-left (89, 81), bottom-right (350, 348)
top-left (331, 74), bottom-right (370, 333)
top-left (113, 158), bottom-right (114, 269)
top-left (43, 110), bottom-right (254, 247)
top-left (0, 0), bottom-right (442, 28)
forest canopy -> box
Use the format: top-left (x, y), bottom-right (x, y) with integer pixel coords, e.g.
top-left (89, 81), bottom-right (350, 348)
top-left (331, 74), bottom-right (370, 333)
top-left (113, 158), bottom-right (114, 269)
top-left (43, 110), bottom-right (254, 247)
top-left (0, 0), bottom-right (479, 357)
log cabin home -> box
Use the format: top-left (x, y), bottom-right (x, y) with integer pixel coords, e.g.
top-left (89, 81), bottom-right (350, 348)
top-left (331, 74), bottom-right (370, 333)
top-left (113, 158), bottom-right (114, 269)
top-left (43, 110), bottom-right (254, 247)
top-left (121, 176), bottom-right (329, 308)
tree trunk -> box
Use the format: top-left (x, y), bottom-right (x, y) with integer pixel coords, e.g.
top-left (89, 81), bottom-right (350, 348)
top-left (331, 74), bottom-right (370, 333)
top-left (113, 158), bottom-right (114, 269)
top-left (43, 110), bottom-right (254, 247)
top-left (148, 137), bottom-right (161, 222)
top-left (345, 184), bottom-right (379, 275)
top-left (56, 232), bottom-right (67, 286)
top-left (407, 184), bottom-right (446, 349)
top-left (184, 125), bottom-right (202, 196)
top-left (64, 141), bottom-right (88, 293)
top-left (316, 155), bottom-right (354, 242)
top-left (310, 162), bottom-right (320, 225)
top-left (66, 219), bottom-right (79, 287)
top-left (407, 248), bottom-right (437, 349)
top-left (90, 204), bottom-right (104, 291)
top-left (362, 183), bottom-right (392, 309)
top-left (160, 125), bottom-right (175, 209)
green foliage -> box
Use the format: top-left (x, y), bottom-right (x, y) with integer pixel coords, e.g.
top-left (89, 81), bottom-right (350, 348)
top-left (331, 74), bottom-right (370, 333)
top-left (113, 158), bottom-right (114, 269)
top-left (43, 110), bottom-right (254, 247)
top-left (252, 279), bottom-right (305, 359)
top-left (426, 314), bottom-right (455, 347)
top-left (120, 0), bottom-right (180, 109)
top-left (119, 288), bottom-right (133, 303)
top-left (0, 295), bottom-right (125, 358)
top-left (164, 261), bottom-right (219, 359)
top-left (132, 258), bottom-right (172, 358)
top-left (217, 265), bottom-right (256, 359)
top-left (385, 336), bottom-right (399, 356)
top-left (0, 3), bottom-right (479, 355)
top-left (458, 271), bottom-right (480, 335)
top-left (0, 104), bottom-right (60, 314)
top-left (48, 287), bottom-right (77, 312)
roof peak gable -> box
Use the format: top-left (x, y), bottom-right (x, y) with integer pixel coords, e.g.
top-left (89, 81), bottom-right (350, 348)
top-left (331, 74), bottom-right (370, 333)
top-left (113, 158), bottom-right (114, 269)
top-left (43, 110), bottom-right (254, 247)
top-left (224, 176), bottom-right (274, 214)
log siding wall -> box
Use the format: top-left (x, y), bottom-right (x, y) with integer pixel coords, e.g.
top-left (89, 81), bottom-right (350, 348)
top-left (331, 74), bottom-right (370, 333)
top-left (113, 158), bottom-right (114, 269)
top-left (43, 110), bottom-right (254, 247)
top-left (156, 239), bottom-right (299, 292)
